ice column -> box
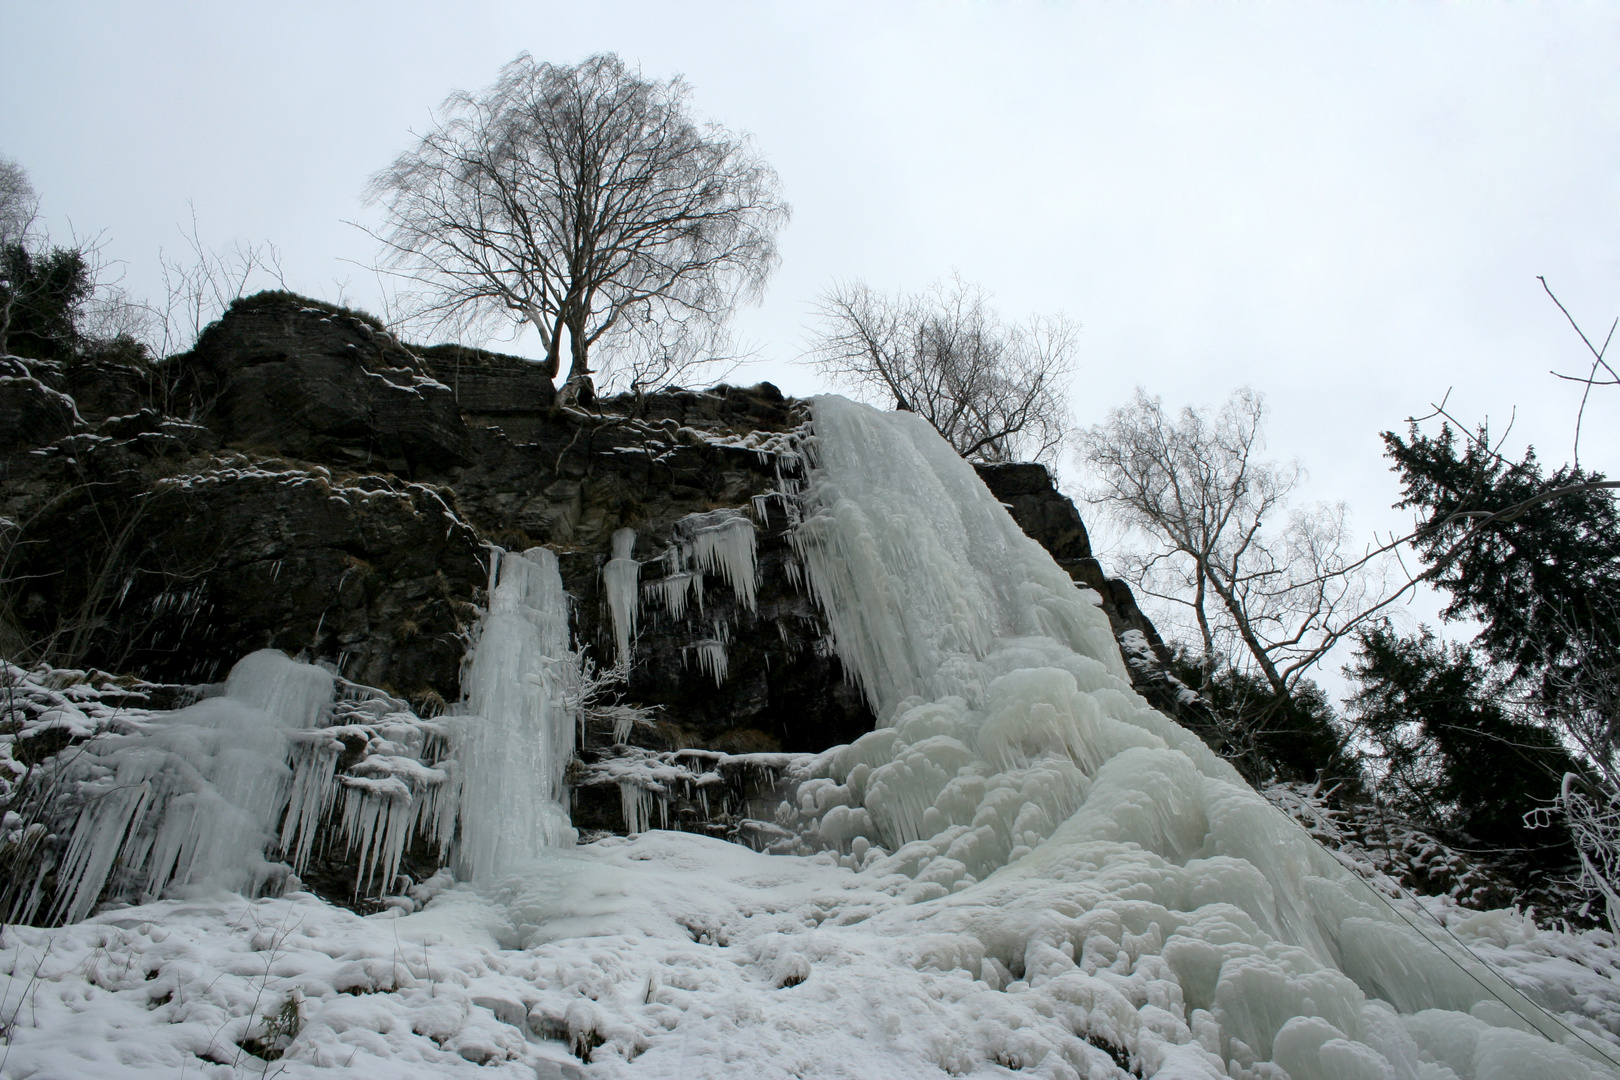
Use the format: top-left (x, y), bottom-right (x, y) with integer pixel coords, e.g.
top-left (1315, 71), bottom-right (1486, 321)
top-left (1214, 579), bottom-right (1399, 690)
top-left (455, 546), bottom-right (578, 881)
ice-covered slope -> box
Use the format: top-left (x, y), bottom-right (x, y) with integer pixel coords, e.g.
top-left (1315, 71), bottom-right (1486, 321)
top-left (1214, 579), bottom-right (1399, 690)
top-left (3, 396), bottom-right (1619, 1080)
top-left (777, 397), bottom-right (1620, 1076)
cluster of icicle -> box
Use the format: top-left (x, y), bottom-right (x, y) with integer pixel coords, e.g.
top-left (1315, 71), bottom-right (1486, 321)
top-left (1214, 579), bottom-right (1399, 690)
top-left (785, 395), bottom-right (1615, 1079)
top-left (623, 508), bottom-right (761, 689)
top-left (21, 544), bottom-right (584, 922)
top-left (21, 651), bottom-right (455, 925)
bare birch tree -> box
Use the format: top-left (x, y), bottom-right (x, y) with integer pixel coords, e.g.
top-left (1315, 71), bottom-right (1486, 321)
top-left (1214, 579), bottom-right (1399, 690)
top-left (0, 156), bottom-right (37, 249)
top-left (808, 276), bottom-right (1076, 463)
top-left (364, 52), bottom-right (789, 396)
top-left (1080, 387), bottom-right (1397, 696)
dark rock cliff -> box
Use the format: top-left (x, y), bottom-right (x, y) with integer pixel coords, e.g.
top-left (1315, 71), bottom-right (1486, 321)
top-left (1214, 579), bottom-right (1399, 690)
top-left (1, 291), bottom-right (1181, 836)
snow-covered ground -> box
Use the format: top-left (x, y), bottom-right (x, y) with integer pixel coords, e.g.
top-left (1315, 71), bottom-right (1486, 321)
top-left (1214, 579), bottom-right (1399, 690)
top-left (6, 395), bottom-right (1620, 1079)
top-left (4, 830), bottom-right (1620, 1079)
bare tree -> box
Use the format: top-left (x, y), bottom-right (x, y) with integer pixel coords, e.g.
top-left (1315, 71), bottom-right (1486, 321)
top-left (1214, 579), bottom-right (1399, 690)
top-left (0, 155), bottom-right (38, 249)
top-left (364, 52), bottom-right (789, 396)
top-left (808, 276), bottom-right (1076, 464)
top-left (146, 209), bottom-right (285, 358)
top-left (604, 310), bottom-right (749, 409)
top-left (1541, 276), bottom-right (1618, 471)
top-left (1080, 387), bottom-right (1398, 696)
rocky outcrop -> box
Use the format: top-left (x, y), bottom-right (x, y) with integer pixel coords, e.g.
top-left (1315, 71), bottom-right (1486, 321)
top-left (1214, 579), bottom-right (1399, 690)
top-left (0, 288), bottom-right (1264, 923)
top-left (1, 290), bottom-right (1189, 836)
top-left (974, 462), bottom-right (1169, 659)
top-left (0, 358), bottom-right (80, 453)
top-left (176, 293), bottom-right (475, 474)
top-left (414, 343), bottom-right (556, 442)
top-left (1, 414), bottom-right (483, 706)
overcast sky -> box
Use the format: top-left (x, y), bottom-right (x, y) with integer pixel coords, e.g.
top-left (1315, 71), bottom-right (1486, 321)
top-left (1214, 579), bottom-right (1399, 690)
top-left (4, 1), bottom-right (1617, 669)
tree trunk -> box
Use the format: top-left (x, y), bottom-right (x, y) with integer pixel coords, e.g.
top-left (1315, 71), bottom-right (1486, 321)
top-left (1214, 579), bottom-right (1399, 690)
top-left (558, 306), bottom-right (595, 406)
top-left (565, 319), bottom-right (592, 385)
top-left (526, 310), bottom-right (563, 380)
top-left (540, 338), bottom-right (561, 380)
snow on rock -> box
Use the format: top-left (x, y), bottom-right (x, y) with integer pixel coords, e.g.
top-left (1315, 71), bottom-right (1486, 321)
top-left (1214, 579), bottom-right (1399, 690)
top-left (578, 745), bottom-right (806, 847)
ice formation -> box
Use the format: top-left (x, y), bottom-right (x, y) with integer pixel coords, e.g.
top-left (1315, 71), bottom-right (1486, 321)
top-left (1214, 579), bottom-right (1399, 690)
top-left (337, 754), bottom-right (455, 895)
top-left (37, 650), bottom-right (334, 924)
top-left (7, 396), bottom-right (1620, 1079)
top-left (454, 546), bottom-right (578, 881)
top-left (779, 395), bottom-right (1616, 1076)
top-left (603, 527), bottom-right (640, 663)
top-left (10, 547), bottom-right (585, 923)
top-left (641, 508), bottom-right (759, 626)
top-left (7, 650), bottom-right (475, 924)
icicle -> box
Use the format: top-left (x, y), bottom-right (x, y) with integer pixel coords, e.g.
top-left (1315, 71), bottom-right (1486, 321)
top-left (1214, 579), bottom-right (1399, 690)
top-left (619, 782), bottom-right (655, 835)
top-left (279, 734), bottom-right (341, 873)
top-left (644, 571), bottom-right (696, 621)
top-left (689, 515), bottom-right (758, 612)
top-left (690, 641), bottom-right (729, 687)
top-left (337, 777), bottom-right (415, 895)
top-left (603, 528), bottom-right (640, 664)
top-left (330, 756), bottom-right (453, 896)
top-left (642, 510), bottom-right (760, 622)
top-left (791, 398), bottom-right (1123, 718)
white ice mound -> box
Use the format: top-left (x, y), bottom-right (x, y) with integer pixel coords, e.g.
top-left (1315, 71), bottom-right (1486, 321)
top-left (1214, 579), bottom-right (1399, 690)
top-left (44, 649), bottom-right (332, 924)
top-left (785, 395), bottom-right (1615, 1077)
top-left (454, 545), bottom-right (577, 882)
top-left (224, 647), bottom-right (335, 728)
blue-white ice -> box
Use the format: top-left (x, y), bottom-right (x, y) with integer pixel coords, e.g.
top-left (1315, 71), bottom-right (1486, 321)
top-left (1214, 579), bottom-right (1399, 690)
top-left (454, 545), bottom-right (578, 881)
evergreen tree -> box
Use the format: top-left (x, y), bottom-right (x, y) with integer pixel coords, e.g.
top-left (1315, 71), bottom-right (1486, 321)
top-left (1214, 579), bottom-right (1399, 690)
top-left (1346, 622), bottom-right (1576, 863)
top-left (0, 241), bottom-right (92, 362)
top-left (1382, 423), bottom-right (1620, 708)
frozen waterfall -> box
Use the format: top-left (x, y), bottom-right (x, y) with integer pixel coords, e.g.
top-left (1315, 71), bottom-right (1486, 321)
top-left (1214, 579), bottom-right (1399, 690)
top-left (8, 396), bottom-right (1619, 1080)
top-left (36, 649), bottom-right (335, 924)
top-left (787, 394), bottom-right (1613, 1078)
top-left (23, 546), bottom-right (582, 923)
top-left (453, 545), bottom-right (578, 881)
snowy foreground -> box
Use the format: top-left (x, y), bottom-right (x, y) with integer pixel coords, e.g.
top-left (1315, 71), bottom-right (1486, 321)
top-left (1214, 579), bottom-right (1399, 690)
top-left (6, 396), bottom-right (1620, 1079)
top-left (4, 831), bottom-right (1620, 1080)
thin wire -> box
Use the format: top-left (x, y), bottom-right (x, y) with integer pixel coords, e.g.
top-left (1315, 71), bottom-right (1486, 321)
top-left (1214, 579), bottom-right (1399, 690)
top-left (1272, 798), bottom-right (1620, 1069)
